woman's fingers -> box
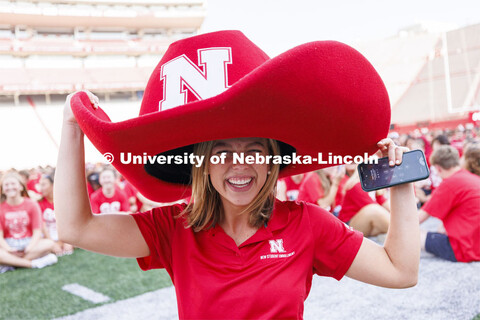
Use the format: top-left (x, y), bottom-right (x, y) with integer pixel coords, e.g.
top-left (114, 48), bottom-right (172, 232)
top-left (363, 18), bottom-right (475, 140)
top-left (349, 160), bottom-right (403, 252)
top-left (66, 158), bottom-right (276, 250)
top-left (376, 138), bottom-right (409, 166)
top-left (376, 138), bottom-right (393, 164)
top-left (66, 90), bottom-right (99, 109)
top-left (373, 149), bottom-right (384, 159)
top-left (84, 90), bottom-right (100, 109)
top-left (387, 141), bottom-right (396, 166)
top-left (395, 146), bottom-right (409, 165)
top-left (76, 90), bottom-right (99, 109)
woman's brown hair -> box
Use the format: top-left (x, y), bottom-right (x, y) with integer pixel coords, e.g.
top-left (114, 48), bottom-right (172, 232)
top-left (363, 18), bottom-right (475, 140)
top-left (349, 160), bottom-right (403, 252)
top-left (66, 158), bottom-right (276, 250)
top-left (0, 171), bottom-right (30, 203)
top-left (180, 138), bottom-right (281, 231)
top-left (463, 142), bottom-right (480, 176)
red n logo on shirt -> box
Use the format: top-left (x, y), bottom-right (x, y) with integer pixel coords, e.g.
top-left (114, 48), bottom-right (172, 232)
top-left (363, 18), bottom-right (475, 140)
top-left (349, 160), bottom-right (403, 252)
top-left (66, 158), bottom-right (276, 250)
top-left (269, 239), bottom-right (286, 253)
top-left (159, 47), bottom-right (232, 111)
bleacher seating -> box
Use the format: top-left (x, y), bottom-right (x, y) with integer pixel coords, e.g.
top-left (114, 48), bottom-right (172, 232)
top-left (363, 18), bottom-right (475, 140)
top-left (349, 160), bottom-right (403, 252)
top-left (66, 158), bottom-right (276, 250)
top-left (0, 34), bottom-right (184, 56)
top-left (0, 1), bottom-right (477, 129)
top-left (0, 65), bottom-right (158, 94)
top-left (392, 23), bottom-right (480, 125)
top-left (0, 0), bottom-right (204, 100)
top-left (353, 32), bottom-right (441, 106)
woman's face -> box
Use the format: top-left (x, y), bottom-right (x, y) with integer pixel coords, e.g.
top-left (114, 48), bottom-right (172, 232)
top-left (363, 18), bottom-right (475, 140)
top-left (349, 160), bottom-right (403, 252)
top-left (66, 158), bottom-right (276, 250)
top-left (99, 170), bottom-right (116, 188)
top-left (2, 176), bottom-right (22, 199)
top-left (208, 138), bottom-right (270, 211)
top-left (39, 177), bottom-right (53, 198)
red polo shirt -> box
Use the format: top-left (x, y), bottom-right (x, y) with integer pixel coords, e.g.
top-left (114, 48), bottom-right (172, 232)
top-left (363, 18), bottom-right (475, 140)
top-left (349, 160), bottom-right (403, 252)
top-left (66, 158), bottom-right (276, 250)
top-left (132, 200), bottom-right (363, 319)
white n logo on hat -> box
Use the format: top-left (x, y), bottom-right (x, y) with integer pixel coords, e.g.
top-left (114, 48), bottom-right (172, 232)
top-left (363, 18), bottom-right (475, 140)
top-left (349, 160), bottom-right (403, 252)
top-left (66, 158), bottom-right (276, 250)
top-left (269, 239), bottom-right (286, 253)
top-left (159, 47), bottom-right (232, 111)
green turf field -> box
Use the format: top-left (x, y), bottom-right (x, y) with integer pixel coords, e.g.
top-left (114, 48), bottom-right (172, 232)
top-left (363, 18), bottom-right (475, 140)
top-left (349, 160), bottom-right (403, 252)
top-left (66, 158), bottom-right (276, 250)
top-left (0, 249), bottom-right (172, 320)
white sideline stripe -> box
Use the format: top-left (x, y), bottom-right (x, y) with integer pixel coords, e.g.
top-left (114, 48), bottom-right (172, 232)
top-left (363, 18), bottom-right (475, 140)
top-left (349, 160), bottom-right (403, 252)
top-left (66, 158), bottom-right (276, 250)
top-left (56, 285), bottom-right (178, 320)
top-left (62, 283), bottom-right (111, 304)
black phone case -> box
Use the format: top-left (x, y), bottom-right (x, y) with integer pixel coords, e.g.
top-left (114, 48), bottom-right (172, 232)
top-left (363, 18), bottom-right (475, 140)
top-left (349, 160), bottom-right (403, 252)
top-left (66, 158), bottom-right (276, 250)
top-left (357, 149), bottom-right (430, 192)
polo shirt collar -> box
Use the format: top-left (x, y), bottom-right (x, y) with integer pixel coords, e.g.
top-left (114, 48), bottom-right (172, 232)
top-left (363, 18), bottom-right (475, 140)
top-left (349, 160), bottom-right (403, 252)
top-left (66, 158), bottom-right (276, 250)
top-left (206, 200), bottom-right (291, 249)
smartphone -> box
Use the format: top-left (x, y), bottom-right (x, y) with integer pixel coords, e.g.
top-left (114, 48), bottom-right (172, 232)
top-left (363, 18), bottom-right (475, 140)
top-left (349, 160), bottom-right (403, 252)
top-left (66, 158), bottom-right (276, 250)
top-left (358, 149), bottom-right (430, 192)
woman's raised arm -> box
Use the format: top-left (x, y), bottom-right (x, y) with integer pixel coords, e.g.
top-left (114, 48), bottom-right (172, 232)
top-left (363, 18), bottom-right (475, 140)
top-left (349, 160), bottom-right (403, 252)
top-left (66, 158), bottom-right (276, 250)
top-left (345, 139), bottom-right (420, 288)
top-left (54, 91), bottom-right (149, 258)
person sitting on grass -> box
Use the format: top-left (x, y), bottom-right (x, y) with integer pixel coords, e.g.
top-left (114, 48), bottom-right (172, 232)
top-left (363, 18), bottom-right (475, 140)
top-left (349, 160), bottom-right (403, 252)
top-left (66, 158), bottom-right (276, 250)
top-left (38, 173), bottom-right (74, 256)
top-left (0, 172), bottom-right (58, 273)
top-left (89, 168), bottom-right (130, 214)
top-left (337, 164), bottom-right (390, 238)
top-left (419, 145), bottom-right (480, 262)
top-left (297, 167), bottom-right (345, 211)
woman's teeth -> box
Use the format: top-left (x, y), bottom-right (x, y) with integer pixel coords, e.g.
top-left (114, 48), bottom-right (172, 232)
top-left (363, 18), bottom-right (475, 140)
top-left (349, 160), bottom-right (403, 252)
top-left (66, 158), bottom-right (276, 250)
top-left (227, 177), bottom-right (253, 187)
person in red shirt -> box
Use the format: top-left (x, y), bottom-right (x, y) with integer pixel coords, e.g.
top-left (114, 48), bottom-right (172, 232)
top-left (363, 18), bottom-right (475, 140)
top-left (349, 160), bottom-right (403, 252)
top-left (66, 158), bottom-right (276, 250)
top-left (90, 168), bottom-right (130, 214)
top-left (419, 145), bottom-right (480, 262)
top-left (297, 172), bottom-right (325, 203)
top-left (0, 172), bottom-right (58, 272)
top-left (38, 174), bottom-right (74, 256)
top-left (277, 174), bottom-right (305, 201)
top-left (338, 178), bottom-right (390, 238)
top-left (86, 171), bottom-right (101, 197)
top-left (27, 169), bottom-right (41, 195)
top-left (18, 170), bottom-right (41, 201)
top-left (330, 164), bottom-right (359, 216)
top-left (117, 176), bottom-right (142, 213)
top-left (297, 166), bottom-right (345, 211)
top-left (55, 88), bottom-right (421, 318)
top-left (337, 163), bottom-right (390, 235)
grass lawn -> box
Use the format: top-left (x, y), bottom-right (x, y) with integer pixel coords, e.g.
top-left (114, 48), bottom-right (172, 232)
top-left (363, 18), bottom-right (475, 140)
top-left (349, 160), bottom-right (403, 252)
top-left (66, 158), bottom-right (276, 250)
top-left (0, 249), bottom-right (172, 320)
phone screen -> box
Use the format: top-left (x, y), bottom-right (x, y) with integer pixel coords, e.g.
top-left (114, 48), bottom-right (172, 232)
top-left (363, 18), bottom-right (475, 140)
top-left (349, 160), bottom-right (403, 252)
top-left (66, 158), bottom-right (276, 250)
top-left (358, 149), bottom-right (430, 191)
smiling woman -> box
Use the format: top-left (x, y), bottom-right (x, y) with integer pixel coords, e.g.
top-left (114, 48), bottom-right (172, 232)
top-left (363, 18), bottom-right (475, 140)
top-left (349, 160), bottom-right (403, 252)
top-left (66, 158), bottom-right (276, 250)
top-left (0, 172), bottom-right (58, 271)
top-left (54, 30), bottom-right (420, 319)
top-left (182, 138), bottom-right (280, 234)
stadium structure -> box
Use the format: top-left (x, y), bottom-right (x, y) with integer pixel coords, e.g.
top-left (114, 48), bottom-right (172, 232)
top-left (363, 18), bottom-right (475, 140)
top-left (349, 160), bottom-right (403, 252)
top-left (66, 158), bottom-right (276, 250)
top-left (0, 1), bottom-right (479, 169)
top-left (0, 0), bottom-right (205, 104)
top-left (353, 22), bottom-right (480, 133)
top-left (0, 0), bottom-right (206, 169)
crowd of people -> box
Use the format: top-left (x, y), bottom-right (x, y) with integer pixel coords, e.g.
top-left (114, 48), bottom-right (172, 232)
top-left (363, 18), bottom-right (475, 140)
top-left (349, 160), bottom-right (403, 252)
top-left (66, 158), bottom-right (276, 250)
top-left (1, 125), bottom-right (479, 274)
top-left (276, 125), bottom-right (480, 262)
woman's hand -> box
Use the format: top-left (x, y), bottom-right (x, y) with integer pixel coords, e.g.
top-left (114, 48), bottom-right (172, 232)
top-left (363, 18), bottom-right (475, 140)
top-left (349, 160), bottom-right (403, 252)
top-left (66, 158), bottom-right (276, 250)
top-left (63, 90), bottom-right (99, 126)
top-left (376, 138), bottom-right (410, 167)
top-left (8, 248), bottom-right (24, 258)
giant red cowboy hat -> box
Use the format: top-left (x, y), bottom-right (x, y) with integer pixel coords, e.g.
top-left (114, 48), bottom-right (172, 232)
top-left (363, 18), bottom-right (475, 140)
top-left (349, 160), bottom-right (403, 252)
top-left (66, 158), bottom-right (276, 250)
top-left (71, 30), bottom-right (390, 202)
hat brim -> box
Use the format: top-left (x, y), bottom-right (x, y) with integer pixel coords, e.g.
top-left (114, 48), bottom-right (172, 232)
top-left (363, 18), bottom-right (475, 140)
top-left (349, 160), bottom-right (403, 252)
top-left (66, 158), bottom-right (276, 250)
top-left (71, 41), bottom-right (390, 202)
